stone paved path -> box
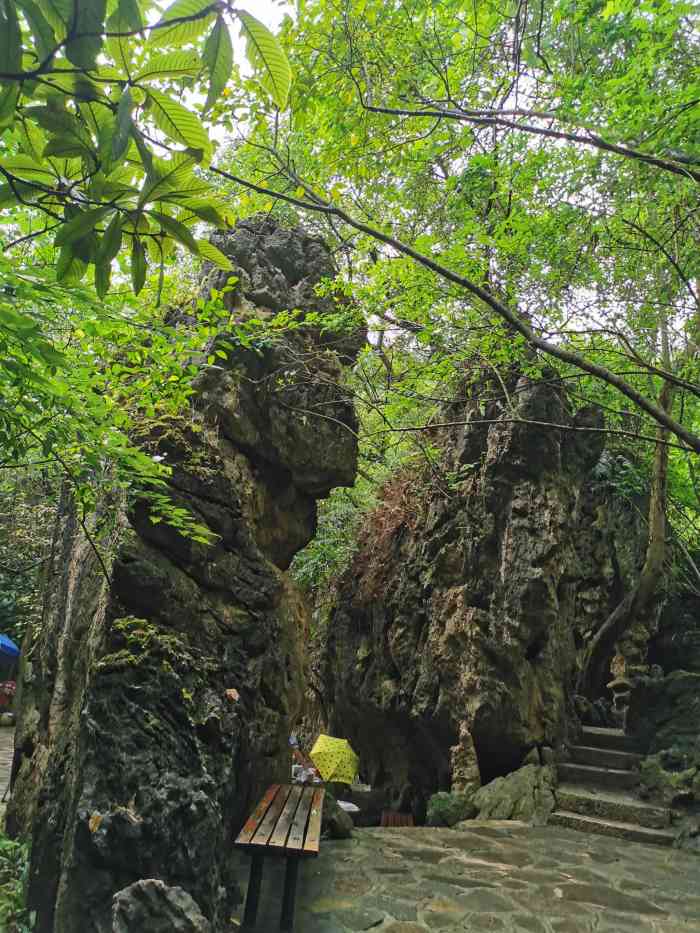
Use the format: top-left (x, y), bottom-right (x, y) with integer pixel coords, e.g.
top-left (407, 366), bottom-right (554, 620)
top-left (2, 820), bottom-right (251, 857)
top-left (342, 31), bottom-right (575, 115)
top-left (231, 822), bottom-right (700, 932)
top-left (0, 726), bottom-right (14, 826)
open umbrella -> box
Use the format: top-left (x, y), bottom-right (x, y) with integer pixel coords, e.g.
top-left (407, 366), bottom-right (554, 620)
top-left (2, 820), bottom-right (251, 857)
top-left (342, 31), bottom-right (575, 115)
top-left (0, 635), bottom-right (19, 660)
top-left (309, 734), bottom-right (359, 784)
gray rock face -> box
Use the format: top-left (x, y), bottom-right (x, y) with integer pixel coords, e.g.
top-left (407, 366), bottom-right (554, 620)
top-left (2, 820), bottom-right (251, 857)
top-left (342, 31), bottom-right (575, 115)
top-left (470, 764), bottom-right (557, 826)
top-left (7, 220), bottom-right (360, 933)
top-left (628, 671), bottom-right (700, 757)
top-left (112, 880), bottom-right (211, 933)
top-left (322, 793), bottom-right (354, 838)
top-left (316, 371), bottom-right (645, 812)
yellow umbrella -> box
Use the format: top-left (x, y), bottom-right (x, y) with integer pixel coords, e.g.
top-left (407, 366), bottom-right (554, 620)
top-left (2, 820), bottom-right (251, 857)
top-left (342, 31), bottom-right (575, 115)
top-left (309, 734), bottom-right (359, 784)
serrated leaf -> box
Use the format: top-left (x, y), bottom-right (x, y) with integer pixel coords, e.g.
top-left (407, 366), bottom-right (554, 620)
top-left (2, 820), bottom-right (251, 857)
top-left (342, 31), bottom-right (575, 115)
top-left (105, 5), bottom-right (135, 74)
top-left (149, 0), bottom-right (215, 48)
top-left (0, 154), bottom-right (57, 182)
top-left (203, 16), bottom-right (233, 112)
top-left (146, 89), bottom-right (210, 156)
top-left (238, 11), bottom-right (291, 109)
top-left (196, 239), bottom-right (233, 270)
top-left (96, 213), bottom-right (122, 263)
top-left (66, 0), bottom-right (107, 69)
top-left (148, 209), bottom-right (199, 253)
top-left (135, 51), bottom-right (201, 82)
top-left (16, 0), bottom-right (56, 61)
top-left (131, 235), bottom-right (147, 293)
top-left (54, 206), bottom-right (110, 248)
top-left (0, 0), bottom-right (22, 75)
top-left (174, 196), bottom-right (232, 226)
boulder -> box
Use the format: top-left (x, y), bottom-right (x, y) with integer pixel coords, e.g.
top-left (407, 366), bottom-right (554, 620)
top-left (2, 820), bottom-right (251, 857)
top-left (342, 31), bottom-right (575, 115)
top-left (322, 793), bottom-right (354, 838)
top-left (470, 764), bottom-right (557, 826)
top-left (112, 880), bottom-right (211, 933)
top-left (426, 792), bottom-right (476, 827)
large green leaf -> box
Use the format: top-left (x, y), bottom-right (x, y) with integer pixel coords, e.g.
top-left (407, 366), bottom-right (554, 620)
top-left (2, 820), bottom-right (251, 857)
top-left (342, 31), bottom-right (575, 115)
top-left (238, 11), bottom-right (291, 109)
top-left (135, 51), bottom-right (201, 82)
top-left (111, 89), bottom-right (133, 162)
top-left (196, 239), bottom-right (233, 270)
top-left (0, 0), bottom-right (21, 75)
top-left (148, 209), bottom-right (199, 253)
top-left (38, 0), bottom-right (71, 37)
top-left (55, 245), bottom-right (87, 284)
top-left (0, 154), bottom-right (57, 183)
top-left (0, 82), bottom-right (19, 130)
top-left (0, 180), bottom-right (34, 208)
top-left (138, 149), bottom-right (198, 204)
top-left (202, 16), bottom-right (233, 112)
top-left (65, 0), bottom-right (107, 69)
top-left (94, 258), bottom-right (111, 298)
top-left (146, 89), bottom-right (211, 157)
top-left (149, 0), bottom-right (215, 48)
top-left (54, 206), bottom-right (110, 248)
top-left (16, 0), bottom-right (55, 62)
top-left (96, 213), bottom-right (123, 263)
top-left (131, 235), bottom-right (147, 293)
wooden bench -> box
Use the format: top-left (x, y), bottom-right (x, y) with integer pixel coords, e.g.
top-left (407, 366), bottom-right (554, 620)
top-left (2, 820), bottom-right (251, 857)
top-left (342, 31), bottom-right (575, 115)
top-left (234, 783), bottom-right (325, 931)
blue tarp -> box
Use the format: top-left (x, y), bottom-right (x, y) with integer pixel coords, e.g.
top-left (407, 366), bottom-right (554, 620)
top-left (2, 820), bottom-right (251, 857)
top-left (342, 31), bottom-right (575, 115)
top-left (0, 634), bottom-right (19, 659)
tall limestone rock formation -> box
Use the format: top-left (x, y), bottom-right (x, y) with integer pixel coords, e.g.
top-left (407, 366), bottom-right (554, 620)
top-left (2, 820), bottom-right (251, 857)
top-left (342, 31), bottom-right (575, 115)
top-left (315, 370), bottom-right (650, 815)
top-left (7, 219), bottom-right (360, 932)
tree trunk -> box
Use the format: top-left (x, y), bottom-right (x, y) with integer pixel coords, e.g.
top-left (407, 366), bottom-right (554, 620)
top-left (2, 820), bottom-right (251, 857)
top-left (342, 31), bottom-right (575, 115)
top-left (577, 380), bottom-right (674, 698)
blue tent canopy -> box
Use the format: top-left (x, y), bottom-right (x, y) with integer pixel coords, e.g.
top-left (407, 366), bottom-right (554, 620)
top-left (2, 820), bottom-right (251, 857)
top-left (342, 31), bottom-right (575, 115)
top-left (0, 634), bottom-right (19, 660)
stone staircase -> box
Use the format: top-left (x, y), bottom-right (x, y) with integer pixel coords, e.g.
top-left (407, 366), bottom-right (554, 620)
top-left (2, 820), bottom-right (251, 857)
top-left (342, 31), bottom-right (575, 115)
top-left (550, 725), bottom-right (676, 846)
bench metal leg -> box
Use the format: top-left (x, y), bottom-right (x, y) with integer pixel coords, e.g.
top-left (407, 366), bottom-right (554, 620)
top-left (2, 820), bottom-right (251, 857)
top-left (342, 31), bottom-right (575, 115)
top-left (279, 857), bottom-right (299, 931)
top-left (242, 854), bottom-right (264, 928)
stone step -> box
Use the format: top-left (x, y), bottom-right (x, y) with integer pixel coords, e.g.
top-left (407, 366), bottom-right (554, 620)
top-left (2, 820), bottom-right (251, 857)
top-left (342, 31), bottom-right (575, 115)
top-left (550, 810), bottom-right (676, 847)
top-left (580, 725), bottom-right (639, 753)
top-left (557, 762), bottom-right (638, 791)
top-left (556, 783), bottom-right (670, 829)
top-left (569, 744), bottom-right (642, 771)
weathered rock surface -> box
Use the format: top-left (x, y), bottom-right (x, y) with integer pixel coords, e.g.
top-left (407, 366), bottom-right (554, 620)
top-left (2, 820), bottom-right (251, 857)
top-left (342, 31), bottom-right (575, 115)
top-left (315, 371), bottom-right (648, 812)
top-left (112, 880), bottom-right (212, 933)
top-left (7, 219), bottom-right (360, 932)
top-left (322, 793), bottom-right (354, 838)
top-left (628, 671), bottom-right (700, 757)
top-left (426, 791), bottom-right (476, 827)
top-left (469, 764), bottom-right (557, 826)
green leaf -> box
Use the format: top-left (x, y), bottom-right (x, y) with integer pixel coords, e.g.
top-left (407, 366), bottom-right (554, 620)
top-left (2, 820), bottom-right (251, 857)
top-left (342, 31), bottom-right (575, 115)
top-left (135, 51), bottom-right (201, 82)
top-left (96, 213), bottom-right (122, 263)
top-left (94, 259), bottom-right (111, 298)
top-left (131, 235), bottom-right (147, 293)
top-left (196, 239), bottom-right (233, 270)
top-left (238, 11), bottom-right (291, 109)
top-left (105, 4), bottom-right (136, 74)
top-left (54, 207), bottom-right (110, 248)
top-left (138, 149), bottom-right (198, 204)
top-left (0, 154), bottom-right (57, 183)
top-left (202, 16), bottom-right (233, 112)
top-left (0, 180), bottom-right (34, 208)
top-left (55, 245), bottom-right (87, 284)
top-left (0, 0), bottom-right (21, 76)
top-left (174, 196), bottom-right (232, 226)
top-left (148, 209), bottom-right (199, 253)
top-left (111, 89), bottom-right (133, 162)
top-left (39, 0), bottom-right (71, 37)
top-left (149, 0), bottom-right (216, 48)
top-left (65, 0), bottom-right (107, 69)
top-left (0, 82), bottom-right (19, 129)
top-left (146, 89), bottom-right (211, 157)
top-left (16, 0), bottom-right (56, 61)
top-left (42, 136), bottom-right (87, 158)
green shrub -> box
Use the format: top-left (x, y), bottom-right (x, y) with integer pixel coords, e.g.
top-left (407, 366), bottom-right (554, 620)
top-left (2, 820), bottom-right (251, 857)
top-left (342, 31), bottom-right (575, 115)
top-left (0, 833), bottom-right (33, 932)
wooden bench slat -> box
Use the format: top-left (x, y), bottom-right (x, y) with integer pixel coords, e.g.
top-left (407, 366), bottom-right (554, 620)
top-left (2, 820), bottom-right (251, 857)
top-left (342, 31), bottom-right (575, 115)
top-left (302, 788), bottom-right (325, 854)
top-left (268, 785), bottom-right (304, 849)
top-left (286, 786), bottom-right (315, 851)
top-left (235, 784), bottom-right (281, 845)
top-left (250, 784), bottom-right (294, 847)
